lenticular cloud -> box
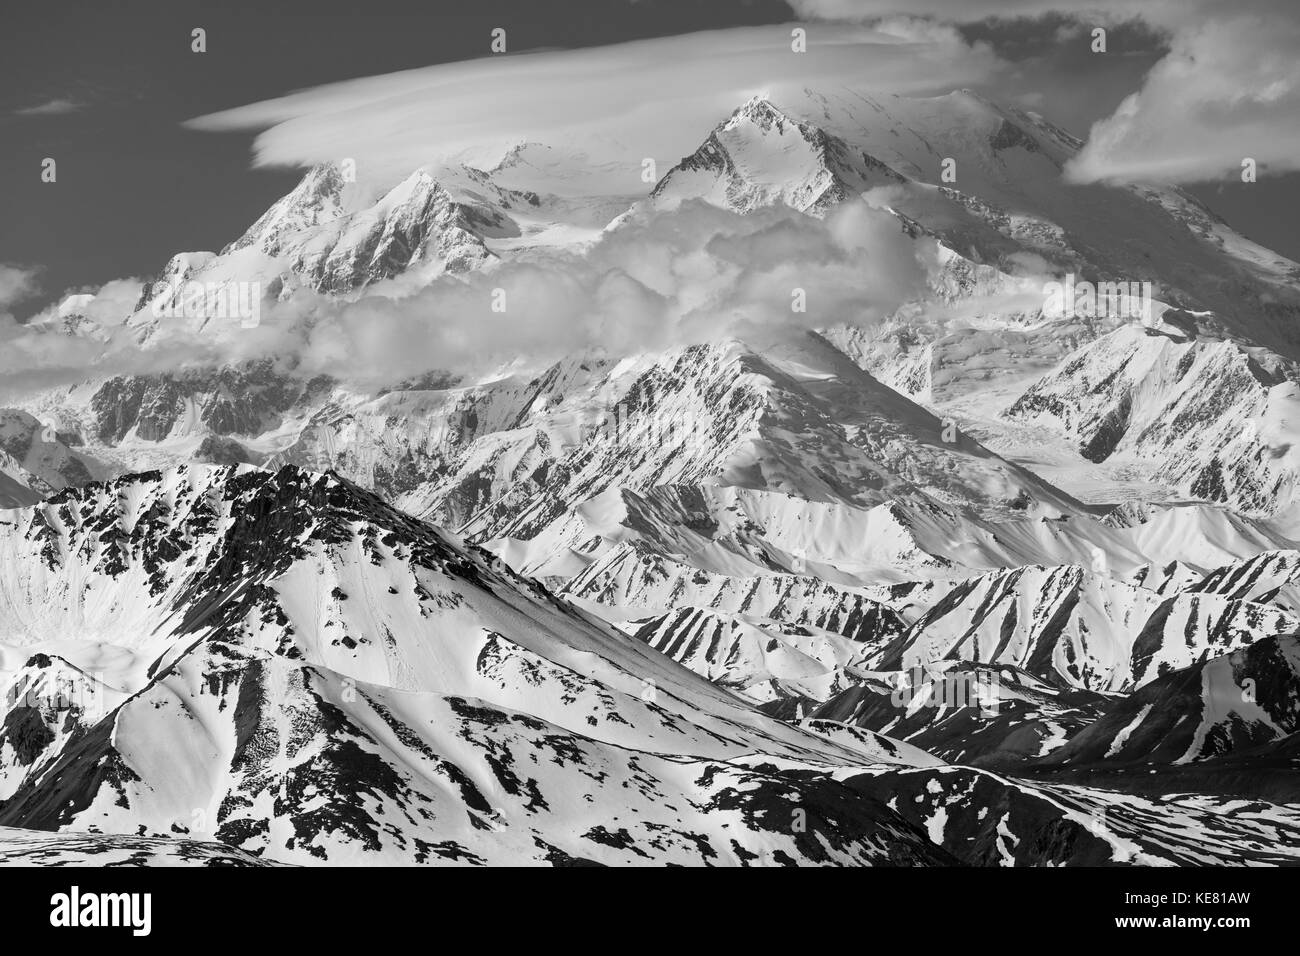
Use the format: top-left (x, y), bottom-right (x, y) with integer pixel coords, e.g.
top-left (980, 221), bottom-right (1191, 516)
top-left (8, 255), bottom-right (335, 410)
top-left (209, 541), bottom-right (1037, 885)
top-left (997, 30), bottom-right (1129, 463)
top-left (187, 23), bottom-right (1003, 190)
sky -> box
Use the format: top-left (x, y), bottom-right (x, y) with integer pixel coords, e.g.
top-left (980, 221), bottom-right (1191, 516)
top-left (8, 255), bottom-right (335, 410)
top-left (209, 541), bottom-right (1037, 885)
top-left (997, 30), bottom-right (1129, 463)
top-left (1, 0), bottom-right (1297, 320)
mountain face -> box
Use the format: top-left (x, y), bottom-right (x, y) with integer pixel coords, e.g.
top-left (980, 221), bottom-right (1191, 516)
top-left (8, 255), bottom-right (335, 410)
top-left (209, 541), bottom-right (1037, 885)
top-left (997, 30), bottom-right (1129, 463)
top-left (1038, 633), bottom-right (1300, 769)
top-left (224, 167), bottom-right (501, 293)
top-left (869, 563), bottom-right (1300, 692)
top-left (808, 662), bottom-right (1109, 767)
top-left (0, 465), bottom-right (966, 865)
top-left (6, 85), bottom-right (1300, 865)
top-left (0, 409), bottom-right (103, 508)
top-left (1004, 324), bottom-right (1300, 514)
top-left (648, 90), bottom-right (1300, 517)
top-left (628, 603), bottom-right (903, 705)
top-left (134, 164), bottom-right (514, 316)
top-left (651, 96), bottom-right (906, 214)
top-left (4, 465), bottom-right (1300, 866)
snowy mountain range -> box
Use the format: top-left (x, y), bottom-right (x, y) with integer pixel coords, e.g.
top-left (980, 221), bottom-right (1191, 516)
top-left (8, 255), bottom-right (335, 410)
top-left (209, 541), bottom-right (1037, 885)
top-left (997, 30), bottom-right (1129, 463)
top-left (4, 85), bottom-right (1300, 865)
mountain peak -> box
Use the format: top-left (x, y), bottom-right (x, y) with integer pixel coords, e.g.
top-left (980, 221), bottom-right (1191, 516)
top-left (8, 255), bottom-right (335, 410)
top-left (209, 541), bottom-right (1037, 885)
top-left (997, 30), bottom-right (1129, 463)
top-left (651, 94), bottom-right (903, 213)
top-left (224, 161), bottom-right (364, 257)
top-left (731, 94), bottom-right (793, 124)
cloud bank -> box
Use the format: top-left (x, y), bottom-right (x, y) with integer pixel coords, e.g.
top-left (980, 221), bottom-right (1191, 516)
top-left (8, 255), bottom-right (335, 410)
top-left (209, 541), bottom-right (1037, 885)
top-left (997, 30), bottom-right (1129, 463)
top-left (1064, 13), bottom-right (1300, 184)
top-left (0, 200), bottom-right (938, 394)
top-left (0, 265), bottom-right (41, 319)
top-left (14, 98), bottom-right (84, 117)
top-left (186, 23), bottom-right (1003, 192)
top-left (789, 0), bottom-right (1300, 184)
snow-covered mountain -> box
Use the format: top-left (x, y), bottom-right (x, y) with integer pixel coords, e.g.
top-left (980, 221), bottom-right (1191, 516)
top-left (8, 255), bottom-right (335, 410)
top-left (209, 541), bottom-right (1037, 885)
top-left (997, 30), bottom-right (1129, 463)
top-left (0, 408), bottom-right (105, 508)
top-left (4, 465), bottom-right (1300, 865)
top-left (24, 86), bottom-right (1300, 527)
top-left (1039, 632), bottom-right (1300, 770)
top-left (646, 89), bottom-right (1300, 518)
top-left (1004, 323), bottom-right (1300, 514)
top-left (6, 83), bottom-right (1300, 865)
top-left (0, 465), bottom-right (965, 865)
top-left (131, 162), bottom-right (532, 321)
top-left (654, 90), bottom-right (1299, 331)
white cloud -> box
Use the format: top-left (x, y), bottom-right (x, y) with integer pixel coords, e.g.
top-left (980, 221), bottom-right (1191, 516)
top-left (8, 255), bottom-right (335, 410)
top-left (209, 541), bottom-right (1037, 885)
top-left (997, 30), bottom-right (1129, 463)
top-left (273, 199), bottom-right (936, 387)
top-left (787, 0), bottom-right (1300, 185)
top-left (1066, 14), bottom-right (1300, 183)
top-left (186, 23), bottom-right (1003, 192)
top-left (0, 277), bottom-right (143, 396)
top-left (0, 201), bottom-right (937, 392)
top-left (0, 264), bottom-right (41, 314)
top-left (787, 0), bottom-right (1182, 25)
top-left (15, 98), bottom-right (83, 117)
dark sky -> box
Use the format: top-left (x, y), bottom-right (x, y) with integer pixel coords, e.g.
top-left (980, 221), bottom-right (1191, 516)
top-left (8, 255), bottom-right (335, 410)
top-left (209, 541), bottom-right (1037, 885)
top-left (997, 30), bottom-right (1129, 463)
top-left (1, 0), bottom-right (1296, 319)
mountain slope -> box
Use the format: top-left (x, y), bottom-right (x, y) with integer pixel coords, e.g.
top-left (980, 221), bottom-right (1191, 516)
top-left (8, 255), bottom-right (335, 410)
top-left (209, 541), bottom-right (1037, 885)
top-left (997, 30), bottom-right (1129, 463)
top-left (0, 465), bottom-right (960, 865)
